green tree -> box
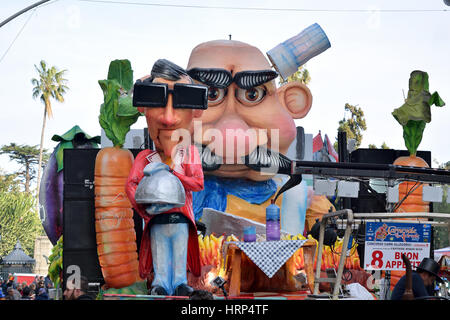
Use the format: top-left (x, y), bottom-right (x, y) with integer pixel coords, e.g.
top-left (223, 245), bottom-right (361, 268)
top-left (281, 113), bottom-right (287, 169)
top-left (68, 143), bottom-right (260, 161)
top-left (0, 168), bottom-right (21, 193)
top-left (0, 143), bottom-right (48, 193)
top-left (0, 191), bottom-right (43, 258)
top-left (335, 103), bottom-right (367, 149)
top-left (439, 161), bottom-right (450, 170)
top-left (31, 60), bottom-right (68, 202)
top-left (279, 65), bottom-right (311, 85)
top-left (432, 184), bottom-right (450, 248)
top-left (368, 142), bottom-right (390, 149)
top-left (429, 159), bottom-right (450, 248)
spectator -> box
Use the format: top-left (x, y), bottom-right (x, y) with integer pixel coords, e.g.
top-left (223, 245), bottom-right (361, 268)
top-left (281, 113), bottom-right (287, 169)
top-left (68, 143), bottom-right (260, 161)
top-left (391, 257), bottom-right (443, 300)
top-left (0, 278), bottom-right (5, 295)
top-left (6, 276), bottom-right (16, 289)
top-left (35, 288), bottom-right (49, 300)
top-left (63, 276), bottom-right (94, 300)
top-left (36, 280), bottom-right (46, 293)
top-left (6, 286), bottom-right (21, 300)
top-left (20, 287), bottom-right (33, 300)
top-left (44, 275), bottom-right (53, 291)
top-left (29, 283), bottom-right (36, 296)
top-left (17, 283), bottom-right (23, 295)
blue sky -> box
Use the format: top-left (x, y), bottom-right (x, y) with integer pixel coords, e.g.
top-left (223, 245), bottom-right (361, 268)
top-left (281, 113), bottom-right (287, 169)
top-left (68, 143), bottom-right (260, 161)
top-left (1, 0), bottom-right (449, 179)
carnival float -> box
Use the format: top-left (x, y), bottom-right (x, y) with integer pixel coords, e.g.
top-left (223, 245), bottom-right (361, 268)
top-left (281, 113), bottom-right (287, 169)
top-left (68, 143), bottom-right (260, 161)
top-left (39, 23), bottom-right (450, 301)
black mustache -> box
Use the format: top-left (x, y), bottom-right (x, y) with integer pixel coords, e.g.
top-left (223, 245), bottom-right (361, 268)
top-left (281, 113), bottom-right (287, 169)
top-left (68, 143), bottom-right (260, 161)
top-left (243, 146), bottom-right (302, 203)
top-left (242, 146), bottom-right (292, 175)
top-left (195, 144), bottom-right (222, 172)
top-left (196, 144), bottom-right (292, 175)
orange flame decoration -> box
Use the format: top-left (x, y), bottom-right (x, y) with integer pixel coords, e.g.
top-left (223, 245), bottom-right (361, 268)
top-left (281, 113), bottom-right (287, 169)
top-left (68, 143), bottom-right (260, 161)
top-left (197, 234), bottom-right (363, 273)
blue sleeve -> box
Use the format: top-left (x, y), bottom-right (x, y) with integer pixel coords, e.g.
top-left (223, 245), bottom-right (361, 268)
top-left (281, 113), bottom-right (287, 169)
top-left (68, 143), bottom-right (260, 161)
top-left (391, 276), bottom-right (405, 300)
top-left (392, 273), bottom-right (430, 300)
top-left (412, 273), bottom-right (429, 298)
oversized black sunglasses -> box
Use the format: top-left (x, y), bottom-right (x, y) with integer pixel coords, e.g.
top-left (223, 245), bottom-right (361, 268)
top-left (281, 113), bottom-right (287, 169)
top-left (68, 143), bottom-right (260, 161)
top-left (132, 80), bottom-right (208, 109)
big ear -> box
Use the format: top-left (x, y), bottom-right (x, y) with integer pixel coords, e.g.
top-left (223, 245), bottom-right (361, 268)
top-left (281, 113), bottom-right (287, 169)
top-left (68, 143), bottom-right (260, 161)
top-left (277, 81), bottom-right (312, 119)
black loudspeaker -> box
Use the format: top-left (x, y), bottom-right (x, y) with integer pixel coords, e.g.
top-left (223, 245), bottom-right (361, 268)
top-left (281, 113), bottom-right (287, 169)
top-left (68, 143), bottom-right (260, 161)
top-left (63, 199), bottom-right (104, 288)
top-left (350, 148), bottom-right (432, 167)
top-left (63, 148), bottom-right (145, 288)
top-left (63, 249), bottom-right (104, 289)
top-left (349, 148), bottom-right (432, 213)
top-left (63, 149), bottom-right (97, 200)
top-left (63, 200), bottom-right (97, 250)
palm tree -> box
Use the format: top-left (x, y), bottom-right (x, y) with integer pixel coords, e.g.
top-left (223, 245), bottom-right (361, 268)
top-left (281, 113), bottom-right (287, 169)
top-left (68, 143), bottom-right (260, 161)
top-left (31, 60), bottom-right (68, 204)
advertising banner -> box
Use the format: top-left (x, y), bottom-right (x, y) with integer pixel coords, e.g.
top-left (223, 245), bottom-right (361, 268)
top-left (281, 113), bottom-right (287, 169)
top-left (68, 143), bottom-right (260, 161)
top-left (364, 222), bottom-right (431, 270)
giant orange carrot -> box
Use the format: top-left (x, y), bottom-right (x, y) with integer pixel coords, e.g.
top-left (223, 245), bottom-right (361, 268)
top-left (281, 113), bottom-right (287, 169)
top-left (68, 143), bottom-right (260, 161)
top-left (95, 59), bottom-right (142, 288)
top-left (394, 155), bottom-right (429, 214)
top-left (390, 70), bottom-right (445, 289)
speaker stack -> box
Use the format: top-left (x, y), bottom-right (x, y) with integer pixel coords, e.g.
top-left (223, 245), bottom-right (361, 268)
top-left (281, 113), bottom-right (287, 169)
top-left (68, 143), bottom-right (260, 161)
top-left (63, 148), bottom-right (144, 289)
top-left (348, 148), bottom-right (432, 268)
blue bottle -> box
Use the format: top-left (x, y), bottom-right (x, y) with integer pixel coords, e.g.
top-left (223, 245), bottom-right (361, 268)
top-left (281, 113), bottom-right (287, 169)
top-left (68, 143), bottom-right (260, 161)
top-left (266, 199), bottom-right (280, 241)
top-left (243, 226), bottom-right (256, 242)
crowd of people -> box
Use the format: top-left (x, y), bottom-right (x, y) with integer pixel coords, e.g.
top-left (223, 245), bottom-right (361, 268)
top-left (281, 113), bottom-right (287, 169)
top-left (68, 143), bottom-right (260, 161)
top-left (0, 274), bottom-right (53, 300)
top-left (0, 273), bottom-right (96, 300)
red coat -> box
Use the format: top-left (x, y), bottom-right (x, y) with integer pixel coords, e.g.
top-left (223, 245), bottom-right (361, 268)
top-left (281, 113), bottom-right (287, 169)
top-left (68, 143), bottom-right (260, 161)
top-left (125, 145), bottom-right (203, 279)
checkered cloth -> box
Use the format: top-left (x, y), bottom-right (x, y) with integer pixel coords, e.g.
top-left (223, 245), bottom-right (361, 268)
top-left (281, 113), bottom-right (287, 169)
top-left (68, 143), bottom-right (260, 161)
top-left (227, 240), bottom-right (308, 278)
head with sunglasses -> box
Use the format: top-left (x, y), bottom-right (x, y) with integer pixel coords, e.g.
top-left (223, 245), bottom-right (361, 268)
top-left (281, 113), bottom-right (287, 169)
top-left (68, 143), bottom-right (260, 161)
top-left (133, 59), bottom-right (207, 158)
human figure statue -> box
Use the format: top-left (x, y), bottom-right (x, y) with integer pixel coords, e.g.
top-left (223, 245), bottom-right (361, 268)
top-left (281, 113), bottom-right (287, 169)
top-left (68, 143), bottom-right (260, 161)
top-left (126, 59), bottom-right (206, 296)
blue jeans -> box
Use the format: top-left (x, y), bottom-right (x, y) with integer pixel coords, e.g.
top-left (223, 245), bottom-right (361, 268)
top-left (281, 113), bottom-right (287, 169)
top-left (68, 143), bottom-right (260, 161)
top-left (150, 222), bottom-right (189, 295)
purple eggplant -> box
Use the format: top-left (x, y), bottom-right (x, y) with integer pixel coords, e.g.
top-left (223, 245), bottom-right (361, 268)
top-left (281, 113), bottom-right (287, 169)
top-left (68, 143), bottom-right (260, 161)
top-left (39, 149), bottom-right (63, 245)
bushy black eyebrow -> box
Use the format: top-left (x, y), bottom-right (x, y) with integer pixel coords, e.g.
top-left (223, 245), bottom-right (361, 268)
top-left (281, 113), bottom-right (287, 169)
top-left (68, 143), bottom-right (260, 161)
top-left (233, 70), bottom-right (278, 89)
top-left (187, 68), bottom-right (233, 89)
top-left (187, 68), bottom-right (278, 90)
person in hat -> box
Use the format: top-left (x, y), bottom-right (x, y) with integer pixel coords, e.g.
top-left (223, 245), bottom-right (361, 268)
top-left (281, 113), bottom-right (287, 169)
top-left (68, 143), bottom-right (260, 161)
top-left (126, 59), bottom-right (205, 296)
top-left (391, 257), bottom-right (443, 300)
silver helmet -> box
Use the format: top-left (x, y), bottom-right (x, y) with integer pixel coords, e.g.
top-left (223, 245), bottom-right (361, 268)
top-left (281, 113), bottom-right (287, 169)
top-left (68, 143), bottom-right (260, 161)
top-left (135, 162), bottom-right (185, 215)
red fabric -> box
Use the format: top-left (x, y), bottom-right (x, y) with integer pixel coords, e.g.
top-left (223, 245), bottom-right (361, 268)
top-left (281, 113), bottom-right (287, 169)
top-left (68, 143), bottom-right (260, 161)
top-left (312, 132), bottom-right (323, 153)
top-left (125, 145), bottom-right (203, 279)
top-left (325, 134), bottom-right (339, 162)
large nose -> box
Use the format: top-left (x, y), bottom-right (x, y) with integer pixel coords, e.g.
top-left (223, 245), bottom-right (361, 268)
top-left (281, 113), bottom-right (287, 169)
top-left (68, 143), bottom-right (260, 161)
top-left (159, 94), bottom-right (179, 127)
top-left (211, 114), bottom-right (268, 161)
